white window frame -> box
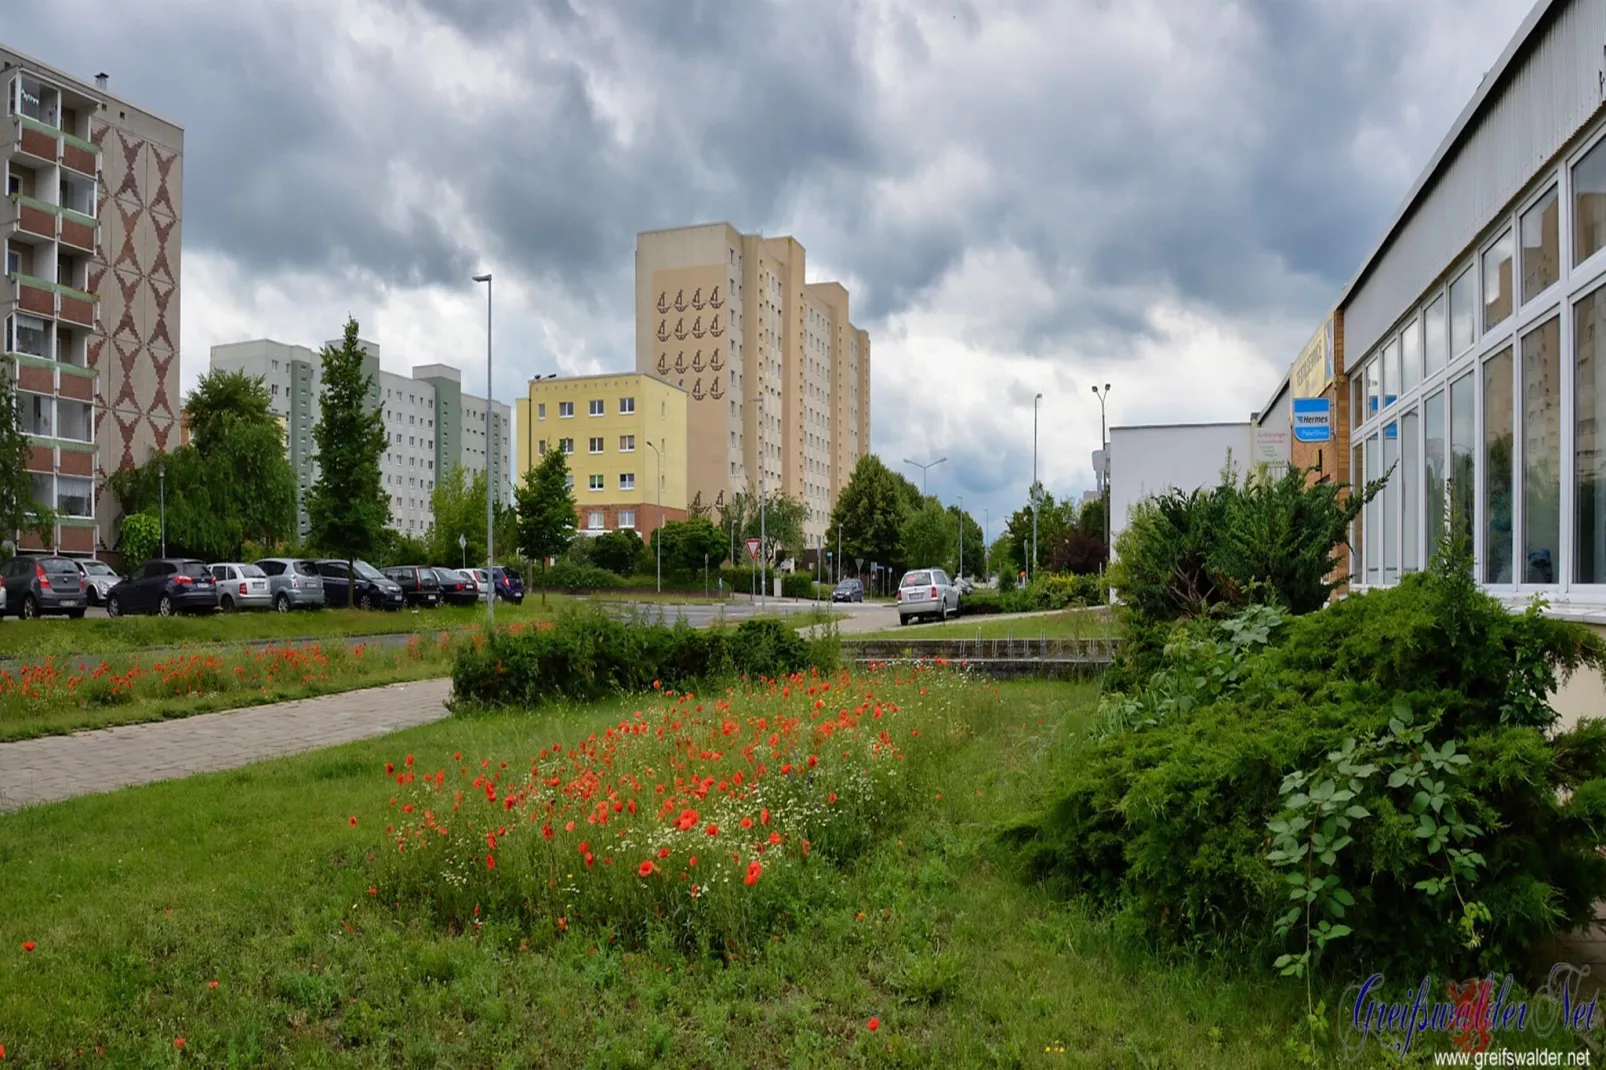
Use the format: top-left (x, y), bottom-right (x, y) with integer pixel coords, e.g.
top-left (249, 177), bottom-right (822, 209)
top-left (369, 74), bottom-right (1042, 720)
top-left (620, 473), bottom-right (635, 491)
top-left (588, 473), bottom-right (604, 492)
top-left (620, 396), bottom-right (635, 414)
top-left (559, 401), bottom-right (574, 418)
top-left (589, 399), bottom-right (604, 417)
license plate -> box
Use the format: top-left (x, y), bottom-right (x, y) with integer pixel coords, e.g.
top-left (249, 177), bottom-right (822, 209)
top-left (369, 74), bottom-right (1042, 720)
top-left (59, 600), bottom-right (79, 607)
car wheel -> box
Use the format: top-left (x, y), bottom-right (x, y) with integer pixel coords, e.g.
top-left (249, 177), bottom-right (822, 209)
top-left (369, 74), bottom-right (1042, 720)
top-left (158, 595), bottom-right (175, 617)
top-left (86, 586), bottom-right (100, 607)
top-left (359, 593), bottom-right (375, 611)
top-left (220, 595), bottom-right (235, 613)
top-left (20, 595), bottom-right (39, 620)
top-left (107, 594), bottom-right (123, 618)
top-left (275, 592), bottom-right (291, 613)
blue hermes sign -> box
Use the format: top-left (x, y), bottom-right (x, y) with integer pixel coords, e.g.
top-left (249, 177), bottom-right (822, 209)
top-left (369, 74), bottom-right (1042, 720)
top-left (1292, 397), bottom-right (1332, 443)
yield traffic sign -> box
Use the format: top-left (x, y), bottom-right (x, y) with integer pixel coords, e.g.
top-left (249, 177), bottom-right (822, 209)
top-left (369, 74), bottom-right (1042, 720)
top-left (746, 538), bottom-right (762, 561)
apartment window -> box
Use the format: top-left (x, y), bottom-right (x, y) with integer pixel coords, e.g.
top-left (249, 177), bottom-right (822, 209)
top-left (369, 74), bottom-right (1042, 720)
top-left (1578, 285), bottom-right (1606, 582)
top-left (1483, 345), bottom-right (1515, 584)
top-left (1365, 432), bottom-right (1380, 584)
top-left (565, 475), bottom-right (574, 489)
top-left (619, 473), bottom-right (635, 491)
top-left (587, 510), bottom-right (604, 530)
top-left (7, 313), bottom-right (47, 359)
top-left (538, 440), bottom-right (547, 457)
top-left (18, 392), bottom-right (50, 436)
top-left (589, 436), bottom-right (604, 453)
top-left (619, 396), bottom-right (635, 414)
top-left (588, 474), bottom-right (604, 492)
top-left (1483, 230), bottom-right (1514, 332)
top-left (559, 401), bottom-right (574, 418)
top-left (56, 475), bottom-right (92, 518)
top-left (5, 248), bottom-right (16, 277)
top-left (1521, 187), bottom-right (1559, 303)
top-left (1424, 294), bottom-right (1448, 377)
top-left (1382, 337), bottom-right (1399, 409)
top-left (1401, 317), bottom-right (1422, 394)
top-left (618, 509), bottom-right (636, 529)
top-left (538, 403), bottom-right (546, 419)
top-left (620, 434), bottom-right (635, 452)
top-left (1425, 389), bottom-right (1447, 558)
top-left (1576, 137), bottom-right (1606, 266)
top-left (589, 399), bottom-right (604, 417)
top-left (560, 438), bottom-right (574, 454)
top-left (1401, 409), bottom-right (1421, 573)
top-left (1522, 316), bottom-right (1561, 583)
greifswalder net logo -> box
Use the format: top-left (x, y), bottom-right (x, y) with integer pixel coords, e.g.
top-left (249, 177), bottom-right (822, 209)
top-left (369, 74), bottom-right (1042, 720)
top-left (1339, 963), bottom-right (1598, 1062)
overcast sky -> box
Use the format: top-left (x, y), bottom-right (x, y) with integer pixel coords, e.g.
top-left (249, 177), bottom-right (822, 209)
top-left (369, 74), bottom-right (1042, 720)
top-left (11, 0), bottom-right (1532, 531)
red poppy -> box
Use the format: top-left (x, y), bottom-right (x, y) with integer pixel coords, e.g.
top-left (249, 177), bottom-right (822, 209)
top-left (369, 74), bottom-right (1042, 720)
top-left (368, 887), bottom-right (377, 896)
top-left (542, 823), bottom-right (554, 840)
top-left (705, 823), bottom-right (720, 836)
top-left (385, 762), bottom-right (395, 776)
top-left (485, 854), bottom-right (497, 869)
top-left (174, 1037), bottom-right (186, 1050)
top-left (867, 1017), bottom-right (880, 1032)
top-left (584, 853), bottom-right (595, 868)
top-left (689, 855), bottom-right (698, 867)
top-left (807, 755), bottom-right (818, 768)
top-left (740, 817), bottom-right (754, 830)
top-left (658, 847), bottom-right (670, 859)
top-left (453, 751), bottom-right (462, 761)
top-left (638, 860), bottom-right (656, 877)
top-left (828, 793), bottom-right (837, 804)
top-left (744, 861), bottom-right (762, 885)
top-left (577, 841), bottom-right (590, 855)
top-left (209, 980), bottom-right (220, 989)
top-left (768, 832), bottom-right (781, 845)
top-left (674, 808), bottom-right (699, 831)
top-left (348, 815), bottom-right (358, 828)
top-left (405, 754), bottom-right (414, 768)
top-left (760, 807), bottom-right (770, 826)
top-left (20, 942), bottom-right (34, 952)
top-left (487, 832), bottom-right (498, 850)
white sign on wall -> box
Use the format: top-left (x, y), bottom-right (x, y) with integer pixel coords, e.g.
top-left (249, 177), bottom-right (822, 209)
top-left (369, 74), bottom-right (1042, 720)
top-left (1253, 426), bottom-right (1290, 466)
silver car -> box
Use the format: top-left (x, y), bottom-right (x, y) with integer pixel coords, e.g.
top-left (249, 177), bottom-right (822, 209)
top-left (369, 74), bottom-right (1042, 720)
top-left (253, 557), bottom-right (327, 612)
top-left (210, 562), bottom-right (273, 612)
top-left (896, 567), bottom-right (961, 626)
top-left (76, 558), bottom-right (123, 607)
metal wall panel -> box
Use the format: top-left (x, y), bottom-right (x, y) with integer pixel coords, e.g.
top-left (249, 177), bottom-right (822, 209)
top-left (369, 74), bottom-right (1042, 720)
top-left (1346, 0), bottom-right (1606, 359)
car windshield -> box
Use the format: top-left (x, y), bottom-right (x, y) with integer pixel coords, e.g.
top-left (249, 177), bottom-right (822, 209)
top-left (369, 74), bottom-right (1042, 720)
top-left (239, 565), bottom-right (266, 578)
top-left (81, 561), bottom-right (116, 576)
top-left (353, 561), bottom-right (385, 580)
top-left (40, 557), bottom-right (79, 574)
top-left (902, 571), bottom-right (932, 587)
top-left (179, 562), bottom-right (210, 580)
top-left (293, 561), bottom-right (320, 576)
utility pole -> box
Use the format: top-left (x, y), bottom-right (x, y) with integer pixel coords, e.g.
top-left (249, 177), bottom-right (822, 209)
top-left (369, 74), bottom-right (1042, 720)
top-left (748, 392), bottom-right (767, 611)
top-left (836, 520), bottom-right (842, 585)
top-left (1032, 392), bottom-right (1043, 580)
top-left (983, 507), bottom-right (989, 583)
top-left (158, 462), bottom-right (166, 558)
top-left (957, 495), bottom-right (963, 579)
top-left (472, 272), bottom-right (495, 629)
top-left (1092, 383), bottom-right (1112, 570)
top-left (646, 440), bottom-right (662, 593)
top-left (903, 455), bottom-right (947, 496)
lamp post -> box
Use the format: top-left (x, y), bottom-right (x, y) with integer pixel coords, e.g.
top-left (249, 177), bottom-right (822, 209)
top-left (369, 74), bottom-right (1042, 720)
top-left (645, 439), bottom-right (662, 593)
top-left (983, 507), bottom-right (989, 583)
top-left (1032, 393), bottom-right (1042, 580)
top-left (957, 495), bottom-right (963, 580)
top-left (902, 455), bottom-right (947, 497)
top-left (836, 520), bottom-right (842, 585)
top-left (472, 272), bottom-right (495, 628)
top-left (158, 462), bottom-right (166, 558)
top-left (748, 393), bottom-right (767, 611)
top-left (1092, 383), bottom-right (1112, 567)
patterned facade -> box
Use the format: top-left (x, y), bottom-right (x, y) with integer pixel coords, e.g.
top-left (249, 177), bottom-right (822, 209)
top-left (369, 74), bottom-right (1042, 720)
top-left (2, 47), bottom-right (182, 556)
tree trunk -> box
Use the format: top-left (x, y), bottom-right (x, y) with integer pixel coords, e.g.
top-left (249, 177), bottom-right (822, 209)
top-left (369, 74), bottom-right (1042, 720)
top-left (540, 560), bottom-right (548, 606)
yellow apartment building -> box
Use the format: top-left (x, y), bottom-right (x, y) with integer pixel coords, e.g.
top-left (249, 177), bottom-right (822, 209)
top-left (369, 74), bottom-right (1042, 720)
top-left (515, 373), bottom-right (688, 538)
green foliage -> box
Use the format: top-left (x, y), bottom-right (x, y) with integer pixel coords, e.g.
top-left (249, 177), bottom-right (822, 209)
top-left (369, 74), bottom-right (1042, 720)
top-left (899, 496), bottom-right (954, 571)
top-left (781, 573), bottom-right (816, 599)
top-left (183, 368), bottom-right (276, 454)
top-left (960, 574), bottom-right (1107, 616)
top-left (591, 529), bottom-right (644, 576)
top-left (650, 517), bottom-right (726, 576)
top-left (118, 512), bottom-right (161, 568)
top-left (543, 560), bottom-right (624, 592)
top-left (515, 449), bottom-right (577, 600)
top-left (427, 465), bottom-right (485, 567)
top-left (1010, 540), bottom-right (1606, 982)
top-left (0, 364), bottom-right (55, 545)
top-left (452, 611), bottom-right (822, 709)
top-left (305, 318), bottom-right (390, 597)
top-left (948, 505), bottom-right (984, 579)
top-left (827, 454), bottom-right (920, 571)
top-left (722, 490), bottom-right (808, 567)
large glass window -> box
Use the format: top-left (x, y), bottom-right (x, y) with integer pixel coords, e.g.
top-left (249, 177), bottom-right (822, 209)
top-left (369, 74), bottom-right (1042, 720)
top-left (1352, 365), bottom-right (1367, 429)
top-left (1484, 347), bottom-right (1515, 584)
top-left (1450, 373), bottom-right (1475, 556)
top-left (56, 475), bottom-right (91, 518)
top-left (1450, 267), bottom-right (1476, 355)
top-left (1574, 137), bottom-right (1606, 266)
top-left (1575, 287), bottom-right (1606, 583)
top-left (1522, 316), bottom-right (1561, 584)
top-left (1425, 389), bottom-right (1447, 562)
top-left (1383, 338), bottom-right (1400, 409)
top-left (1366, 359), bottom-right (1381, 421)
top-left (1424, 295), bottom-right (1448, 377)
top-left (1520, 186), bottom-right (1560, 302)
top-left (8, 313), bottom-right (49, 359)
top-left (1352, 440), bottom-right (1365, 582)
top-left (18, 391), bottom-right (50, 436)
top-left (1365, 433), bottom-right (1380, 585)
top-left (1483, 231), bottom-right (1514, 332)
top-left (1401, 317), bottom-right (1423, 394)
top-left (1383, 421), bottom-right (1400, 583)
top-left (1402, 410), bottom-right (1421, 573)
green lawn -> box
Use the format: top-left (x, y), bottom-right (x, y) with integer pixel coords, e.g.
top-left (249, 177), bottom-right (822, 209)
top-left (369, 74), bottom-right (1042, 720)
top-left (0, 675), bottom-right (1340, 1067)
top-left (0, 598), bottom-right (563, 659)
top-left (854, 607), bottom-right (1119, 642)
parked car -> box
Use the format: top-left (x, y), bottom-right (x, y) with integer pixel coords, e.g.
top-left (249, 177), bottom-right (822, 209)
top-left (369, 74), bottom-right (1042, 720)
top-left (456, 568), bottom-right (484, 600)
top-left (1, 553), bottom-right (89, 618)
top-left (895, 567), bottom-right (961, 626)
top-left (106, 558), bottom-right (219, 617)
top-left (491, 565), bottom-right (525, 604)
top-left (314, 559), bottom-right (405, 611)
top-left (208, 562), bottom-right (273, 612)
top-left (831, 578), bottom-right (864, 603)
top-left (253, 557), bottom-right (327, 612)
top-left (383, 565), bottom-right (441, 608)
top-left (433, 567), bottom-right (479, 606)
top-left (76, 559), bottom-right (123, 607)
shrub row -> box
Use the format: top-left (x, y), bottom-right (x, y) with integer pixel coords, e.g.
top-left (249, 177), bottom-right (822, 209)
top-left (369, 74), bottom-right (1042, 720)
top-left (452, 611), bottom-right (835, 709)
top-left (535, 562), bottom-right (831, 600)
top-left (961, 573), bottom-right (1106, 616)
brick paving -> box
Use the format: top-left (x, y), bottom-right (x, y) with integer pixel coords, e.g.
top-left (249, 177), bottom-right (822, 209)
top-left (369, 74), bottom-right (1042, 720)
top-left (0, 677), bottom-right (452, 814)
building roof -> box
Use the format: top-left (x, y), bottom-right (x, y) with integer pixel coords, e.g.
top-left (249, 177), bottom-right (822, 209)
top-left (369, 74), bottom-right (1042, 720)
top-left (526, 371), bottom-right (688, 392)
top-left (1337, 0), bottom-right (1558, 307)
top-left (0, 45), bottom-right (186, 132)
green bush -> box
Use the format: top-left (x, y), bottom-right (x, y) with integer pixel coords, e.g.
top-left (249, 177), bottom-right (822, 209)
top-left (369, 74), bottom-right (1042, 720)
top-left (1008, 548), bottom-right (1606, 981)
top-left (781, 573), bottom-right (816, 599)
top-left (957, 574), bottom-right (1105, 617)
top-left (452, 610), bottom-right (825, 710)
top-left (542, 560), bottom-right (624, 592)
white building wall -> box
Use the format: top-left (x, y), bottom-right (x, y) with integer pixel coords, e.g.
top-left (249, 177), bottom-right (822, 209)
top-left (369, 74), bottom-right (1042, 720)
top-left (1108, 423), bottom-right (1251, 559)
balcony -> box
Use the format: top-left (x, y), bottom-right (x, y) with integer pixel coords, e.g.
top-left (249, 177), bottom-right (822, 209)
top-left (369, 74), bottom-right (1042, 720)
top-left (11, 115), bottom-right (100, 178)
top-left (3, 194), bottom-right (97, 254)
top-left (7, 273), bottom-right (98, 329)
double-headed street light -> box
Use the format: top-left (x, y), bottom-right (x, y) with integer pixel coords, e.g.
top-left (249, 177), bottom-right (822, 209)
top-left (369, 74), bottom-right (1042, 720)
top-left (1031, 393), bottom-right (1043, 580)
top-left (748, 393), bottom-right (767, 611)
top-left (472, 272), bottom-right (495, 629)
top-left (903, 455), bottom-right (947, 496)
top-left (645, 439), bottom-right (662, 593)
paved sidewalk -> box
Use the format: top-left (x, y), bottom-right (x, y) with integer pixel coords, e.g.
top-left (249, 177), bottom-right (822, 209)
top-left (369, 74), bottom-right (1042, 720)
top-left (0, 677), bottom-right (452, 814)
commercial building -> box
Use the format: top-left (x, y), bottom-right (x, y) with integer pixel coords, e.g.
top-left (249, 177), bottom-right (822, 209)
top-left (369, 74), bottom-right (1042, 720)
top-left (514, 372), bottom-right (687, 539)
top-left (208, 338), bottom-right (512, 538)
top-left (3, 49), bottom-right (183, 556)
top-left (634, 224), bottom-right (871, 548)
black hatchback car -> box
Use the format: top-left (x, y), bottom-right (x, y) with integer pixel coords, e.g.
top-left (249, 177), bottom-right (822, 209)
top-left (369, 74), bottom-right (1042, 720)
top-left (831, 578), bottom-right (864, 603)
top-left (106, 558), bottom-right (220, 617)
top-left (314, 559), bottom-right (405, 611)
top-left (382, 565), bottom-right (441, 608)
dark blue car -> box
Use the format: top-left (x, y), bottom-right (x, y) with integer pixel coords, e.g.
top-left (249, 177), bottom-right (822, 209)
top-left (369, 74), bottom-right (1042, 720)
top-left (491, 565), bottom-right (524, 605)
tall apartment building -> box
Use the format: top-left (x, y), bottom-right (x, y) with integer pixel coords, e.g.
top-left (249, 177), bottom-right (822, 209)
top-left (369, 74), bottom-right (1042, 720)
top-left (3, 49), bottom-right (183, 556)
top-left (209, 338), bottom-right (512, 539)
top-left (634, 224), bottom-right (871, 547)
top-left (514, 372), bottom-right (688, 539)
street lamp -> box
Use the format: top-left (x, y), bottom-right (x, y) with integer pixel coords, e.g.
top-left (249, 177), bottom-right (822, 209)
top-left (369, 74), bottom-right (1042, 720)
top-left (1092, 383), bottom-right (1112, 567)
top-left (983, 507), bottom-right (989, 583)
top-left (957, 495), bottom-right (963, 580)
top-left (158, 462), bottom-right (166, 558)
top-left (645, 439), bottom-right (662, 594)
top-left (903, 455), bottom-right (947, 497)
top-left (748, 393), bottom-right (767, 611)
top-left (1032, 393), bottom-right (1043, 580)
top-left (473, 272), bottom-right (494, 628)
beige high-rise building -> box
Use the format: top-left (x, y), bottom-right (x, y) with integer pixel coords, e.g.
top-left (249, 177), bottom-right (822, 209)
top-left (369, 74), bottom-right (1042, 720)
top-left (634, 224), bottom-right (870, 550)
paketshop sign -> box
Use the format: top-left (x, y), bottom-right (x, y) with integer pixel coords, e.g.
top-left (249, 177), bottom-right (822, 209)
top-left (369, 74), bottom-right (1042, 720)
top-left (1291, 314), bottom-right (1336, 400)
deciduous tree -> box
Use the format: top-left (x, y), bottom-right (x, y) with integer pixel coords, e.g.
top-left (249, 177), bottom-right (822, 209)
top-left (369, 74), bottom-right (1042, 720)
top-left (515, 447), bottom-right (577, 603)
top-left (0, 365), bottom-right (54, 547)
